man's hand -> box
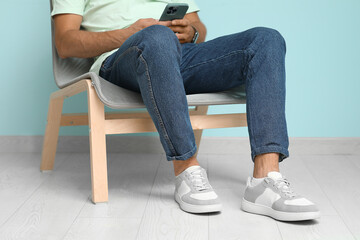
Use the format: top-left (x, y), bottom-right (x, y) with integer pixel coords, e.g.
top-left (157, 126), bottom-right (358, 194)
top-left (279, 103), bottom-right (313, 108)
top-left (168, 12), bottom-right (207, 44)
top-left (128, 18), bottom-right (171, 35)
top-left (169, 18), bottom-right (195, 44)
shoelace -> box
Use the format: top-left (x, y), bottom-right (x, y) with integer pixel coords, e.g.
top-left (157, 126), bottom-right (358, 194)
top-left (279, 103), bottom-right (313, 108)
top-left (272, 177), bottom-right (296, 198)
top-left (189, 169), bottom-right (211, 191)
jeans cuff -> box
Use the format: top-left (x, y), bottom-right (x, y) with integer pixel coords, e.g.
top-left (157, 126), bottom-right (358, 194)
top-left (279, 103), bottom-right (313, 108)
top-left (251, 146), bottom-right (289, 163)
top-left (166, 144), bottom-right (198, 161)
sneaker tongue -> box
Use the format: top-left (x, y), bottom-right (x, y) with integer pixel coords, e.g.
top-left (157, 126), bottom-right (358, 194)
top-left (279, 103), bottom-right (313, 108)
top-left (267, 171), bottom-right (283, 180)
top-left (185, 165), bottom-right (201, 173)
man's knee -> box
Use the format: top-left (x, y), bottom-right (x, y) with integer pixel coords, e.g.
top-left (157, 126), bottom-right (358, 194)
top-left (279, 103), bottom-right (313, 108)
top-left (250, 27), bottom-right (286, 54)
top-left (138, 25), bottom-right (181, 53)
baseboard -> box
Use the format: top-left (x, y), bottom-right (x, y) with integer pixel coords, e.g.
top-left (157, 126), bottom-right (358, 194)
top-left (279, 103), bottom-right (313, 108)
top-left (0, 136), bottom-right (359, 156)
top-left (0, 135), bottom-right (164, 154)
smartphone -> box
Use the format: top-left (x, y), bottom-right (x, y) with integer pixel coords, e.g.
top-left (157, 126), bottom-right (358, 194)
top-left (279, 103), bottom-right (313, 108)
top-left (159, 3), bottom-right (189, 21)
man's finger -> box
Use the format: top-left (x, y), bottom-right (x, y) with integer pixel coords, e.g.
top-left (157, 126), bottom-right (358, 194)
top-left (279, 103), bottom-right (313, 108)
top-left (171, 19), bottom-right (188, 26)
top-left (175, 33), bottom-right (187, 40)
top-left (169, 26), bottom-right (186, 33)
top-left (157, 20), bottom-right (172, 27)
top-left (176, 33), bottom-right (187, 44)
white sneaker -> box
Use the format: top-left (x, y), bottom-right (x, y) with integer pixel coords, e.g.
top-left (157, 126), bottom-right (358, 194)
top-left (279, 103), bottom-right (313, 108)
top-left (174, 165), bottom-right (222, 213)
top-left (241, 171), bottom-right (320, 221)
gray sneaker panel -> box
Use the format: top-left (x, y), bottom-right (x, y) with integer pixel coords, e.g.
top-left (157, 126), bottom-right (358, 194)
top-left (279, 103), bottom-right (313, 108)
top-left (180, 191), bottom-right (221, 206)
top-left (271, 196), bottom-right (320, 213)
top-left (243, 180), bottom-right (267, 203)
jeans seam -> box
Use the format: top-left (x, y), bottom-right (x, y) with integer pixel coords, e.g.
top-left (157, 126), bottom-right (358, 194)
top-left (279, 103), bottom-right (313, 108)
top-left (182, 49), bottom-right (246, 72)
top-left (137, 48), bottom-right (178, 156)
top-left (244, 48), bottom-right (258, 149)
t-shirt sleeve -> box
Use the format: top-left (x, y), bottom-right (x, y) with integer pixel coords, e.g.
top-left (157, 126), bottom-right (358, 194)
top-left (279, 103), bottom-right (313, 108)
top-left (171, 0), bottom-right (200, 13)
top-left (51, 0), bottom-right (85, 17)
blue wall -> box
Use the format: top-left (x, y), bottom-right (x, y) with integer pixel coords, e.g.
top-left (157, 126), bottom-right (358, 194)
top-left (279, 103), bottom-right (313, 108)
top-left (1, 0), bottom-right (359, 137)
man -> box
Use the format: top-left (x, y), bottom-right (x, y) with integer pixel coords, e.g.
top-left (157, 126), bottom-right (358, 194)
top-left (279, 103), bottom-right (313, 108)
top-left (52, 0), bottom-right (320, 221)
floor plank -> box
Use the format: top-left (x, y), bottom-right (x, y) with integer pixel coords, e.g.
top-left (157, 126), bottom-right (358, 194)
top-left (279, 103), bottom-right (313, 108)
top-left (136, 155), bottom-right (209, 240)
top-left (0, 153), bottom-right (92, 240)
top-left (63, 218), bottom-right (141, 240)
top-left (349, 155), bottom-right (360, 170)
top-left (0, 152), bottom-right (68, 227)
top-left (302, 155), bottom-right (360, 240)
top-left (277, 215), bottom-right (355, 240)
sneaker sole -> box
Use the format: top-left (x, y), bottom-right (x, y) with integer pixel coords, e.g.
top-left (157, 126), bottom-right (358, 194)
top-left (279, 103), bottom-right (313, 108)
top-left (175, 192), bottom-right (222, 213)
top-left (241, 198), bottom-right (320, 221)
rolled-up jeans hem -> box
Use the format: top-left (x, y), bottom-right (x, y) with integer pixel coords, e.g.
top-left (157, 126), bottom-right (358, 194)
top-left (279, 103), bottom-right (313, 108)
top-left (251, 146), bottom-right (289, 163)
top-left (166, 144), bottom-right (197, 161)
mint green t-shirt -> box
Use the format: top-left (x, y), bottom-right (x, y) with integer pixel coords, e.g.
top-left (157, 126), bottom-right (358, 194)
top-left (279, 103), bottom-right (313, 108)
top-left (51, 0), bottom-right (200, 75)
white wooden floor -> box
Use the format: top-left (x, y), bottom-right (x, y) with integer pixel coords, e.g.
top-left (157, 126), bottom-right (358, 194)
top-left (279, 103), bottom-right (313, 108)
top-left (0, 139), bottom-right (359, 240)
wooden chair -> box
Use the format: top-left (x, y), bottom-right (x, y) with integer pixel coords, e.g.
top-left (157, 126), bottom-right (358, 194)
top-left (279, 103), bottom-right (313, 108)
top-left (41, 4), bottom-right (247, 204)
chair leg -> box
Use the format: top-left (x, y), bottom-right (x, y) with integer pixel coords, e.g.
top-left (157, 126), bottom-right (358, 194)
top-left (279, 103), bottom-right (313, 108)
top-left (193, 106), bottom-right (209, 158)
top-left (41, 95), bottom-right (64, 171)
top-left (87, 83), bottom-right (109, 203)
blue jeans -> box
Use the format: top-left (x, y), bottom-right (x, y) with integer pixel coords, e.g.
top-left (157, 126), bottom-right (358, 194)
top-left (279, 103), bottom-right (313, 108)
top-left (99, 25), bottom-right (289, 162)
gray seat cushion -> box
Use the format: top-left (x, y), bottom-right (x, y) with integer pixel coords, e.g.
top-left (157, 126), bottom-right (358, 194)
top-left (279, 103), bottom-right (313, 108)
top-left (72, 72), bottom-right (246, 109)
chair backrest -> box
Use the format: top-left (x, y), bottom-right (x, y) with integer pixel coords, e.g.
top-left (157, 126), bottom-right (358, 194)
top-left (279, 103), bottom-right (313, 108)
top-left (50, 0), bottom-right (94, 89)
